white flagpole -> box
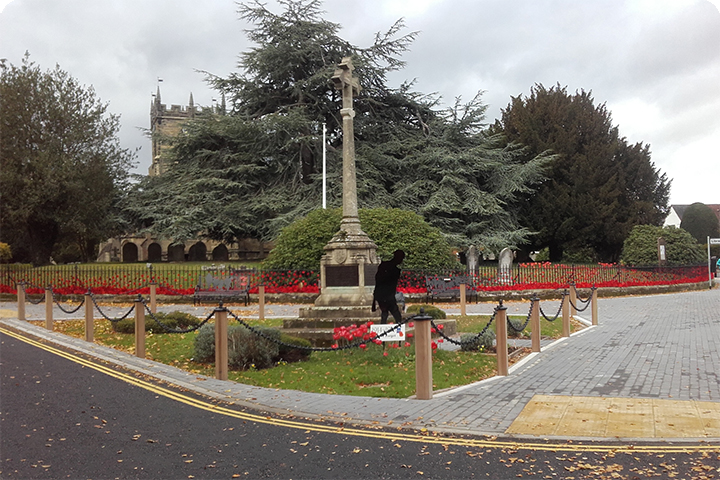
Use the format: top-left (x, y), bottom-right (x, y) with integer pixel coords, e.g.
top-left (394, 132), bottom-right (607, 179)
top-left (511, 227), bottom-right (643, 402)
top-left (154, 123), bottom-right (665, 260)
top-left (709, 236), bottom-right (712, 289)
top-left (322, 123), bottom-right (327, 209)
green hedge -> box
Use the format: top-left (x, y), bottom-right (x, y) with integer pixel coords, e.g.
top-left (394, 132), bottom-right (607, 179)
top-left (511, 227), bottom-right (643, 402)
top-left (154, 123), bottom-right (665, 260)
top-left (263, 208), bottom-right (458, 271)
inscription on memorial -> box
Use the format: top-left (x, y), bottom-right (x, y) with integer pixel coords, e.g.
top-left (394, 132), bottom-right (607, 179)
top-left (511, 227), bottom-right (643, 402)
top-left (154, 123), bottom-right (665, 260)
top-left (325, 265), bottom-right (359, 287)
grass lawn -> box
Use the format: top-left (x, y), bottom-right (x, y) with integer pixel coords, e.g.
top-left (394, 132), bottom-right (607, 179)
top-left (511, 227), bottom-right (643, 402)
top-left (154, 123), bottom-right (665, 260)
top-left (37, 318), bottom-right (498, 398)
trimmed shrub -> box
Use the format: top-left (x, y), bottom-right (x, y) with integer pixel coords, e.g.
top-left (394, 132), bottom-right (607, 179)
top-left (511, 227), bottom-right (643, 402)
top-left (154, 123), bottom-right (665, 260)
top-left (228, 326), bottom-right (279, 370)
top-left (460, 330), bottom-right (495, 352)
top-left (112, 311), bottom-right (201, 334)
top-left (192, 324), bottom-right (310, 369)
top-left (620, 225), bottom-right (705, 266)
top-left (193, 323), bottom-right (216, 362)
top-left (406, 304), bottom-right (446, 319)
top-left (263, 207), bottom-right (458, 271)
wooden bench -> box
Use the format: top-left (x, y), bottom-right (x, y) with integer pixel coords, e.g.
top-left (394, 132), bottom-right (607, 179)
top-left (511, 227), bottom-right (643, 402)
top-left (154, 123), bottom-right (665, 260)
top-left (193, 272), bottom-right (251, 306)
top-left (425, 275), bottom-right (475, 303)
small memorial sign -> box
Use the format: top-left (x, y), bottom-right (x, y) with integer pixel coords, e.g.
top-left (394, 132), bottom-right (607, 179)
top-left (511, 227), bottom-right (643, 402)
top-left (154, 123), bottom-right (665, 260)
top-left (657, 237), bottom-right (667, 266)
top-left (370, 323), bottom-right (405, 342)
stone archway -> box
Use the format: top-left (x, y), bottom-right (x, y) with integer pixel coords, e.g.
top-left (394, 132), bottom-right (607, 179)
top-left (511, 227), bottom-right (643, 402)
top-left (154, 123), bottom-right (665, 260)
top-left (212, 244), bottom-right (229, 261)
top-left (147, 243), bottom-right (162, 262)
top-left (122, 242), bottom-right (139, 263)
top-left (188, 242), bottom-right (207, 261)
top-left (168, 244), bottom-right (185, 262)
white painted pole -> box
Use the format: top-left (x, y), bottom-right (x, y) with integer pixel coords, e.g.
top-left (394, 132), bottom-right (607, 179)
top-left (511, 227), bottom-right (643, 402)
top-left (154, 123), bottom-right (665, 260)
top-left (322, 123), bottom-right (327, 209)
top-left (709, 236), bottom-right (712, 289)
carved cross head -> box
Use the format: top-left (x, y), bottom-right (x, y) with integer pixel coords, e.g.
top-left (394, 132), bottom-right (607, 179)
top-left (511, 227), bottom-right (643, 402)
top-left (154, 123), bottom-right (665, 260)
top-left (332, 57), bottom-right (361, 97)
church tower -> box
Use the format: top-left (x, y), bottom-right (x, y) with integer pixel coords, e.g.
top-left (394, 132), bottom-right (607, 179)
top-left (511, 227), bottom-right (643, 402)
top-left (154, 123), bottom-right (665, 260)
top-left (149, 87), bottom-right (199, 176)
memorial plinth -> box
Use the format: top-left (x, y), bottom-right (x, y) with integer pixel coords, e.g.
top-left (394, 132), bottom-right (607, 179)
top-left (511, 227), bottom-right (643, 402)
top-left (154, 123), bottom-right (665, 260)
top-left (313, 231), bottom-right (379, 306)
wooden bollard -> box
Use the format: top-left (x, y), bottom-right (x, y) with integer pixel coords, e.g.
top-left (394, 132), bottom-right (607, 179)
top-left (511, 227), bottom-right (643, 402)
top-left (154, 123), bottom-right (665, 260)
top-left (569, 283), bottom-right (577, 318)
top-left (591, 288), bottom-right (598, 326)
top-left (17, 282), bottom-right (25, 321)
top-left (134, 296), bottom-right (145, 358)
top-left (531, 297), bottom-right (541, 353)
top-left (460, 283), bottom-right (466, 317)
top-left (414, 309), bottom-right (433, 400)
top-left (562, 290), bottom-right (570, 338)
top-left (258, 285), bottom-right (265, 322)
top-left (45, 287), bottom-right (53, 331)
top-left (496, 301), bottom-right (508, 376)
top-left (149, 282), bottom-right (157, 314)
top-left (215, 306), bottom-right (228, 381)
top-left (84, 290), bottom-right (93, 342)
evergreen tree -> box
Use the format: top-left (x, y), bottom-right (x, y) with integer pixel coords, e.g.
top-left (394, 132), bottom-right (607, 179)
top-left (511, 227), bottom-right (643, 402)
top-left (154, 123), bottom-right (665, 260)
top-left (1, 54), bottom-right (135, 265)
top-left (125, 0), bottom-right (550, 254)
top-left (680, 203), bottom-right (720, 243)
top-left (490, 84), bottom-right (671, 262)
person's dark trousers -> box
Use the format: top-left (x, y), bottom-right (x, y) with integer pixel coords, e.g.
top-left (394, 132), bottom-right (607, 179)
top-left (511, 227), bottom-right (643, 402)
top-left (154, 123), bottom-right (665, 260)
top-left (379, 300), bottom-right (402, 324)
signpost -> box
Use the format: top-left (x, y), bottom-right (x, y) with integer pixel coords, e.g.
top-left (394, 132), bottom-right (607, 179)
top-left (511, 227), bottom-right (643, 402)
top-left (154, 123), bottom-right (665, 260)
top-left (708, 237), bottom-right (720, 288)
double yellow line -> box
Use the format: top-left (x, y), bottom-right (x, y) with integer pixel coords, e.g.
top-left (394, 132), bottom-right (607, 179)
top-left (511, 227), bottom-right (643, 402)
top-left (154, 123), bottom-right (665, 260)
top-left (2, 325), bottom-right (718, 454)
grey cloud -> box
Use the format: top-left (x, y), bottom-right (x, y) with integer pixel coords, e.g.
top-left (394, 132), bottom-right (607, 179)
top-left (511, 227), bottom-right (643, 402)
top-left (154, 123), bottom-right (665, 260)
top-left (1, 0), bottom-right (717, 203)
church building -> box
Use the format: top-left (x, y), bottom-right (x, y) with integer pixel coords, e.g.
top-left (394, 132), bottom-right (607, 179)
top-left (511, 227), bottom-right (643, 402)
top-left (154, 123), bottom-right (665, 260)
top-left (97, 88), bottom-right (270, 263)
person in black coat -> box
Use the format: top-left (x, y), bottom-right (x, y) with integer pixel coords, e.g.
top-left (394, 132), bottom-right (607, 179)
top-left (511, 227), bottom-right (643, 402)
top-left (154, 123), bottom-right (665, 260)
top-left (373, 250), bottom-right (405, 324)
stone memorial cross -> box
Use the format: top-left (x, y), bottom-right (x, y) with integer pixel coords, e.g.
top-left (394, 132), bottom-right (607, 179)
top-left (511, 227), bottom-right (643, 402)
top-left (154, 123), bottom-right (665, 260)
top-left (331, 57), bottom-right (363, 236)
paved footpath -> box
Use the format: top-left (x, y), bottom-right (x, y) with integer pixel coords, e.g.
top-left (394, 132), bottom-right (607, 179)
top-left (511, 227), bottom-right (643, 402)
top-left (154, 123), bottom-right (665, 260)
top-left (2, 288), bottom-right (719, 442)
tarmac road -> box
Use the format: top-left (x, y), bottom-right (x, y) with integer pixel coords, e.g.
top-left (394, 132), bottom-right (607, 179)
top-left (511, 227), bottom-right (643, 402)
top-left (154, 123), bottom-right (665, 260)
top-left (2, 328), bottom-right (719, 480)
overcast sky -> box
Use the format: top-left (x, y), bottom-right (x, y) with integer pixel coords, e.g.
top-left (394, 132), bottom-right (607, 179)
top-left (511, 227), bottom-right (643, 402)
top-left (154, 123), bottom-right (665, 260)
top-left (1, 0), bottom-right (718, 206)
